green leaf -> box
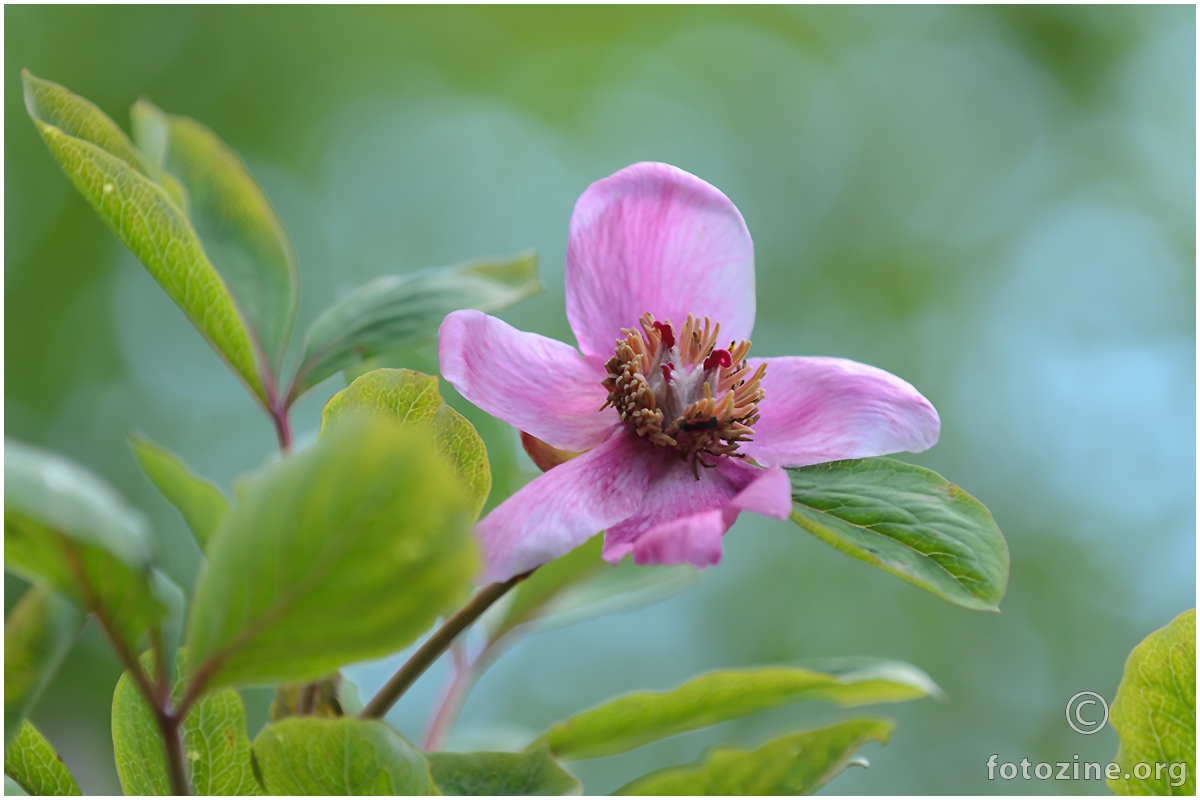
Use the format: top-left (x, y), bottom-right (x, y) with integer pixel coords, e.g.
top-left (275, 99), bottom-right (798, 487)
top-left (1109, 609), bottom-right (1196, 795)
top-left (427, 750), bottom-right (581, 796)
top-left (5, 776), bottom-right (29, 795)
top-left (131, 101), bottom-right (299, 378)
top-left (532, 660), bottom-right (938, 761)
top-left (489, 536), bottom-right (697, 644)
top-left (3, 721), bottom-right (81, 796)
top-left (4, 585), bottom-right (83, 747)
top-left (21, 71), bottom-right (266, 403)
top-left (4, 440), bottom-right (168, 650)
top-left (186, 417), bottom-right (478, 689)
top-left (787, 457), bottom-right (1009, 611)
top-left (252, 717), bottom-right (436, 795)
top-left (112, 650), bottom-right (261, 795)
top-left (288, 251), bottom-right (542, 403)
top-left (613, 718), bottom-right (895, 795)
top-left (129, 435), bottom-right (230, 552)
top-left (529, 560), bottom-right (698, 635)
top-left (150, 569), bottom-right (187, 666)
top-left (129, 434), bottom-right (229, 554)
top-left (321, 368), bottom-right (491, 519)
top-left (489, 536), bottom-right (607, 642)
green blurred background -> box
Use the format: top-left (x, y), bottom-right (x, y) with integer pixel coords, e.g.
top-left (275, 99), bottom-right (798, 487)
top-left (5, 6), bottom-right (1195, 795)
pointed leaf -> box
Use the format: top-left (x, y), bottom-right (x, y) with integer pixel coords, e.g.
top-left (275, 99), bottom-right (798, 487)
top-left (526, 559), bottom-right (698, 636)
top-left (787, 457), bottom-right (1009, 611)
top-left (21, 72), bottom-right (150, 176)
top-left (252, 717), bottom-right (436, 795)
top-left (149, 569), bottom-right (187, 677)
top-left (3, 722), bottom-right (80, 796)
top-left (1109, 609), bottom-right (1196, 795)
top-left (4, 585), bottom-right (83, 747)
top-left (288, 251), bottom-right (542, 403)
top-left (489, 535), bottom-right (697, 643)
top-left (428, 750), bottom-right (581, 796)
top-left (112, 650), bottom-right (261, 795)
top-left (132, 101), bottom-right (299, 377)
top-left (321, 368), bottom-right (490, 519)
top-left (186, 418), bottom-right (477, 689)
top-left (488, 536), bottom-right (607, 642)
top-left (532, 660), bottom-right (938, 761)
top-left (129, 435), bottom-right (229, 551)
top-left (22, 71), bottom-right (266, 403)
top-left (4, 440), bottom-right (168, 650)
top-left (614, 718), bottom-right (895, 795)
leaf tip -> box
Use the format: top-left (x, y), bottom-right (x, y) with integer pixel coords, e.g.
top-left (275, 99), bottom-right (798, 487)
top-left (21, 69), bottom-right (39, 118)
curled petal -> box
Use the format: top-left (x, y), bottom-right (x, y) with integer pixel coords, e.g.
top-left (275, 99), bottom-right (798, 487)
top-left (439, 310), bottom-right (617, 451)
top-left (603, 456), bottom-right (791, 568)
top-left (566, 162), bottom-right (756, 358)
top-left (476, 430), bottom-right (653, 584)
top-left (519, 431), bottom-right (582, 472)
top-left (743, 356), bottom-right (940, 468)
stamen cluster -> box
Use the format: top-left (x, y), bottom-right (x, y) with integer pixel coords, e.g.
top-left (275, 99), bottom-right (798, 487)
top-left (601, 312), bottom-right (767, 476)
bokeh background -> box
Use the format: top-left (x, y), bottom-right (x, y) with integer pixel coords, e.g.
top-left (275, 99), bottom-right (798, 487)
top-left (5, 6), bottom-right (1195, 795)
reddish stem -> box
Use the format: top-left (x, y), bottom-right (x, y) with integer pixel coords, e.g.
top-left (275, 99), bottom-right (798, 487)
top-left (62, 541), bottom-right (190, 794)
top-left (423, 642), bottom-right (475, 751)
top-left (271, 404), bottom-right (293, 453)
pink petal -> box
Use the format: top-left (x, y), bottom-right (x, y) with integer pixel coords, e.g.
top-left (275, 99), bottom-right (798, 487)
top-left (439, 310), bottom-right (617, 451)
top-left (743, 356), bottom-right (940, 468)
top-left (565, 162), bottom-right (756, 358)
top-left (626, 509), bottom-right (728, 568)
top-left (602, 456), bottom-right (791, 568)
top-left (476, 429), bottom-right (653, 584)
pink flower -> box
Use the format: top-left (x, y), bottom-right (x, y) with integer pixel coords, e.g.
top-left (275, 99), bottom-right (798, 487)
top-left (440, 163), bottom-right (940, 584)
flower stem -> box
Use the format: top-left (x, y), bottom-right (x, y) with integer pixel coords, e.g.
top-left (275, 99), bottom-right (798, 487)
top-left (422, 641), bottom-right (475, 751)
top-left (271, 404), bottom-right (293, 453)
top-left (297, 681), bottom-right (319, 716)
top-left (359, 571), bottom-right (532, 721)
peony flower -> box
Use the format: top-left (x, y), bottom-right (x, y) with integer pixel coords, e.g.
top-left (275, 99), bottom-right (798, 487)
top-left (439, 162), bottom-right (940, 584)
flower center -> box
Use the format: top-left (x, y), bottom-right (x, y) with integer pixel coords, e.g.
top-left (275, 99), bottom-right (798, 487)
top-left (601, 312), bottom-right (766, 476)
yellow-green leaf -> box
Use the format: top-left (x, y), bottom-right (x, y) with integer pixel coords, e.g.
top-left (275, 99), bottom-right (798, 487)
top-left (112, 650), bottom-right (261, 796)
top-left (322, 368), bottom-right (491, 520)
top-left (252, 718), bottom-right (436, 795)
top-left (532, 661), bottom-right (938, 761)
top-left (3, 722), bottom-right (80, 796)
top-left (614, 718), bottom-right (895, 795)
top-left (4, 585), bottom-right (82, 748)
top-left (22, 71), bottom-right (266, 403)
top-left (186, 418), bottom-right (478, 689)
top-left (1109, 609), bottom-right (1195, 795)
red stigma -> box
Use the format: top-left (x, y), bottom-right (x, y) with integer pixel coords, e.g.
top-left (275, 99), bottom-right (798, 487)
top-left (703, 349), bottom-right (732, 371)
top-left (652, 321), bottom-right (676, 350)
top-left (661, 362), bottom-right (675, 382)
